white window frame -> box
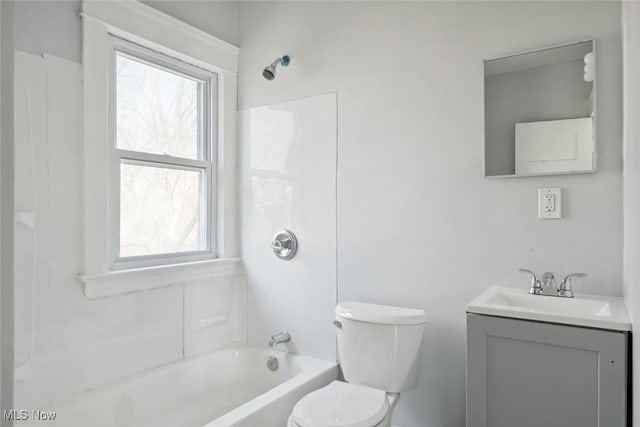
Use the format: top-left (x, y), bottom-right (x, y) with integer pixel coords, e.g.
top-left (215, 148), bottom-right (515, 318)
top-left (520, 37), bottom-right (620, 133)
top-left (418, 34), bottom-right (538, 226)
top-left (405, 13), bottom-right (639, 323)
top-left (79, 0), bottom-right (241, 299)
top-left (109, 37), bottom-right (217, 270)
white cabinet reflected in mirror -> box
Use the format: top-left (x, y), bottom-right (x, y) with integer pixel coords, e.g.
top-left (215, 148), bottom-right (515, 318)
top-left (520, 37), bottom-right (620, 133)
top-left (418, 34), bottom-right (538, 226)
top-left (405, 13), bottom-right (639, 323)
top-left (484, 40), bottom-right (596, 178)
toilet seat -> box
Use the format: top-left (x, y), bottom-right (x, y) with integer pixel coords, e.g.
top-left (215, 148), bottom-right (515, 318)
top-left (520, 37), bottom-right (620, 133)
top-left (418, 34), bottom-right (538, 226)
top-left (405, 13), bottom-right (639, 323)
top-left (291, 380), bottom-right (389, 427)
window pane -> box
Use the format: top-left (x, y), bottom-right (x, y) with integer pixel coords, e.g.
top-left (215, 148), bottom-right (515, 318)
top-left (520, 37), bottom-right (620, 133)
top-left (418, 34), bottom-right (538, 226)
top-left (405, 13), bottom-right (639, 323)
top-left (116, 52), bottom-right (200, 159)
top-left (120, 162), bottom-right (204, 257)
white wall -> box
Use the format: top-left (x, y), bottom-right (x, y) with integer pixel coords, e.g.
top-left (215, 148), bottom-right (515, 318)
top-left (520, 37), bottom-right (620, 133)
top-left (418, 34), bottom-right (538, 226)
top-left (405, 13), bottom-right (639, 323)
top-left (12, 2), bottom-right (246, 408)
top-left (13, 1), bottom-right (239, 64)
top-left (14, 0), bottom-right (82, 63)
top-left (142, 1), bottom-right (238, 46)
top-left (622, 2), bottom-right (640, 426)
top-left (239, 94), bottom-right (337, 361)
top-left (237, 2), bottom-right (622, 425)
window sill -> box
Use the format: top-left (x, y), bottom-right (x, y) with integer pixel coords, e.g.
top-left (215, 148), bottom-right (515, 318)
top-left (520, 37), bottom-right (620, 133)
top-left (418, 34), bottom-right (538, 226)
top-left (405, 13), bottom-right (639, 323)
top-left (79, 257), bottom-right (243, 299)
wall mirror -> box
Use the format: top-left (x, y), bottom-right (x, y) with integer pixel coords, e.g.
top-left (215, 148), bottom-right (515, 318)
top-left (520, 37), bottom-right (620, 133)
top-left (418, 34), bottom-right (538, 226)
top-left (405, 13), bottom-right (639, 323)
top-left (484, 39), bottom-right (596, 178)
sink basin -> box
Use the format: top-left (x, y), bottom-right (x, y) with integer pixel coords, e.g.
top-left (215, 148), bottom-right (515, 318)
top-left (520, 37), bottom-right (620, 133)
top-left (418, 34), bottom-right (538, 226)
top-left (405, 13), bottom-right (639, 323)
top-left (467, 286), bottom-right (630, 331)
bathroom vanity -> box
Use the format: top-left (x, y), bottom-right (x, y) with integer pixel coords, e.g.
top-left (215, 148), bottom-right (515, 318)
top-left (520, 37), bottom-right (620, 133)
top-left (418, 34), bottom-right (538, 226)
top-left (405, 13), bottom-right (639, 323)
top-left (466, 287), bottom-right (631, 427)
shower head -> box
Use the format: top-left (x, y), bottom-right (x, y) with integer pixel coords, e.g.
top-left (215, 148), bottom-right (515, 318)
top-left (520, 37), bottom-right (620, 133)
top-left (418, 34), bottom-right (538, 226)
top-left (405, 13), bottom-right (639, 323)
top-left (262, 55), bottom-right (290, 81)
top-left (262, 65), bottom-right (276, 81)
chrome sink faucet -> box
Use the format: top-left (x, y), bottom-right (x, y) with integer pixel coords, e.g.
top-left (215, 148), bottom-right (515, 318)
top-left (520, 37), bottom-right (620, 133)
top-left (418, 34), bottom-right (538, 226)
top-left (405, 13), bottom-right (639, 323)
top-left (540, 271), bottom-right (557, 295)
top-left (518, 268), bottom-right (587, 298)
top-left (268, 330), bottom-right (291, 347)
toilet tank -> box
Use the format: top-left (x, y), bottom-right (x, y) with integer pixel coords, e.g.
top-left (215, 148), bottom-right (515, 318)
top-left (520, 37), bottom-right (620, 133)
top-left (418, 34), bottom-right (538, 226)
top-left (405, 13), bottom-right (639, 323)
top-left (335, 302), bottom-right (426, 393)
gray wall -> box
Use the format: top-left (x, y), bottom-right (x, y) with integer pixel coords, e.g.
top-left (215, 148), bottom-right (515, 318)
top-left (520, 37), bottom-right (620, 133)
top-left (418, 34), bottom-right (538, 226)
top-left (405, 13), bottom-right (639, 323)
top-left (622, 2), bottom-right (640, 426)
top-left (14, 0), bottom-right (82, 63)
top-left (13, 0), bottom-right (238, 64)
top-left (237, 2), bottom-right (622, 426)
top-left (1, 0), bottom-right (15, 421)
top-left (485, 60), bottom-right (593, 176)
top-left (142, 1), bottom-right (238, 45)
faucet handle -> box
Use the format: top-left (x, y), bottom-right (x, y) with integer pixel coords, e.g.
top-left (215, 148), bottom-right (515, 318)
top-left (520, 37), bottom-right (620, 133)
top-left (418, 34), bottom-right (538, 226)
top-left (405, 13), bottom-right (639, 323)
top-left (518, 268), bottom-right (542, 294)
top-left (563, 273), bottom-right (587, 280)
top-left (559, 273), bottom-right (587, 298)
top-left (518, 268), bottom-right (540, 279)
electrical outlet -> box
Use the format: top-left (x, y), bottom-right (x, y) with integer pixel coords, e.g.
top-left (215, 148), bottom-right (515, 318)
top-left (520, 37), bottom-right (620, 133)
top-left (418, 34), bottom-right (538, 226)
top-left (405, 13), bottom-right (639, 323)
top-left (544, 193), bottom-right (555, 212)
top-left (538, 188), bottom-right (562, 219)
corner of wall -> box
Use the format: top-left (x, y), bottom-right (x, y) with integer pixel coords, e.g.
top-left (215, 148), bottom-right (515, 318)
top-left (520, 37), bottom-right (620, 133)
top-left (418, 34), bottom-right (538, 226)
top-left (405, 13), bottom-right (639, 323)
top-left (622, 2), bottom-right (640, 426)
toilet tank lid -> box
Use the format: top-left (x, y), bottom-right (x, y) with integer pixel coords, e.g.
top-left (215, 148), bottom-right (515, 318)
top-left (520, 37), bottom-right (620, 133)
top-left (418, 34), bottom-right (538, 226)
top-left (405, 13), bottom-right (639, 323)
top-left (336, 301), bottom-right (426, 325)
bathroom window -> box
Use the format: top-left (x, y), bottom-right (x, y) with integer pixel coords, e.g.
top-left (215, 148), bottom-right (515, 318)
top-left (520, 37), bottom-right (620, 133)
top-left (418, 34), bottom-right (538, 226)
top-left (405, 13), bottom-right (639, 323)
top-left (110, 38), bottom-right (217, 269)
top-left (80, 0), bottom-right (239, 298)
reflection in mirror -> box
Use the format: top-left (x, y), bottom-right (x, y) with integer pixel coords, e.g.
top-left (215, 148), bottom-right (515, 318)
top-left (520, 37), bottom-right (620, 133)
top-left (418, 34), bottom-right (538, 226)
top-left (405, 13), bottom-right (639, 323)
top-left (484, 40), bottom-right (595, 178)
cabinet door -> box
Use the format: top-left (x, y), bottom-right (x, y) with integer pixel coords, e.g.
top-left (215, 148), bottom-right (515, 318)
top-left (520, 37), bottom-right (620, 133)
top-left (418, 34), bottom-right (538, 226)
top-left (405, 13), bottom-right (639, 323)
top-left (467, 314), bottom-right (628, 427)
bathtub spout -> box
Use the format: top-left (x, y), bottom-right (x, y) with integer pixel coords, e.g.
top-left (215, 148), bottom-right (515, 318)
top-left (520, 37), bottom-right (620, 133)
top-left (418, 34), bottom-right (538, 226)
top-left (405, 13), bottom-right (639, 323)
top-left (268, 331), bottom-right (291, 347)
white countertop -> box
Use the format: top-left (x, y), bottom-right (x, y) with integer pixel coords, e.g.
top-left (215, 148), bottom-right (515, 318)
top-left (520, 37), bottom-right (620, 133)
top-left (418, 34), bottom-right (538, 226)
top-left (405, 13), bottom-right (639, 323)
top-left (467, 286), bottom-right (631, 331)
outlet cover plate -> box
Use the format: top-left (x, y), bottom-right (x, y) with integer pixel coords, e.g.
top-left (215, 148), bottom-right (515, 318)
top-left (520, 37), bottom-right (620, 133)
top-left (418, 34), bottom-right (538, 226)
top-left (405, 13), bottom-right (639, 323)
top-left (538, 187), bottom-right (562, 219)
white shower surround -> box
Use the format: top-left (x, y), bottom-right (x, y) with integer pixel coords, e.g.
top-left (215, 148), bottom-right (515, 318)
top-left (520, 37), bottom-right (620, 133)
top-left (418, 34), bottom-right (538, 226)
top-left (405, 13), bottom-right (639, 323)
top-left (239, 93), bottom-right (338, 362)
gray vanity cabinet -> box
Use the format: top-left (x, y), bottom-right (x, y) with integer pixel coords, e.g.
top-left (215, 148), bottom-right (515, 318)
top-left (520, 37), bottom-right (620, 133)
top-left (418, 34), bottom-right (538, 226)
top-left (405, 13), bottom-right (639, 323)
top-left (467, 314), bottom-right (629, 427)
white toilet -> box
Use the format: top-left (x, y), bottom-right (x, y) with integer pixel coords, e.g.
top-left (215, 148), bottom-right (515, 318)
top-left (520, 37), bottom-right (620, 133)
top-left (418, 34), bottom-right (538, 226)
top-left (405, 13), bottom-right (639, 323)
top-left (287, 301), bottom-right (426, 427)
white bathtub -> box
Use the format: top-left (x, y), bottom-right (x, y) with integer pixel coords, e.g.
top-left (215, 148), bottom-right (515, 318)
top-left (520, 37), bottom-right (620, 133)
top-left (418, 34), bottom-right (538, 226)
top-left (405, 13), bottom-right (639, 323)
top-left (21, 344), bottom-right (337, 427)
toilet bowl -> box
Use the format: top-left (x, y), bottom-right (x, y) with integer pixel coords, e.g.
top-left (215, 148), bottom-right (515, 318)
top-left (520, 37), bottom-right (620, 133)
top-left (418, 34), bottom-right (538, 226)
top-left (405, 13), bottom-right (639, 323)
top-left (288, 302), bottom-right (426, 427)
top-left (287, 381), bottom-right (399, 427)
